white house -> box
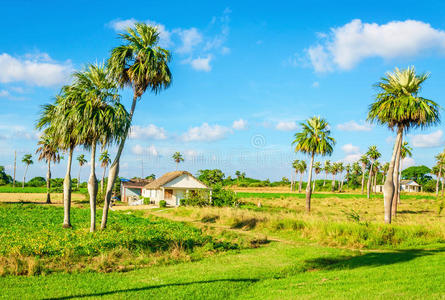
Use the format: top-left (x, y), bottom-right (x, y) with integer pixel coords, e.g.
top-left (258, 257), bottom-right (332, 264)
top-left (373, 179), bottom-right (421, 193)
top-left (142, 171), bottom-right (210, 206)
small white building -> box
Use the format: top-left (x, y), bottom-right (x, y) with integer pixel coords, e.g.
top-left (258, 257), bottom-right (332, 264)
top-left (142, 171), bottom-right (210, 206)
top-left (373, 179), bottom-right (422, 193)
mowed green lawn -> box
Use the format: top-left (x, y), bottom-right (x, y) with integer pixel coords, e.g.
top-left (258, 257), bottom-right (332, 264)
top-left (1, 242), bottom-right (444, 299)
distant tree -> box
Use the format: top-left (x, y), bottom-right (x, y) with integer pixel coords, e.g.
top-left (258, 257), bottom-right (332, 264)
top-left (0, 166), bottom-right (11, 186)
top-left (281, 177), bottom-right (290, 183)
top-left (99, 150), bottom-right (111, 194)
top-left (366, 145), bottom-right (381, 199)
top-left (296, 160), bottom-right (307, 193)
top-left (235, 171), bottom-right (241, 179)
top-left (393, 142), bottom-right (413, 215)
top-left (172, 152), bottom-right (184, 170)
top-left (434, 152), bottom-right (445, 196)
top-left (323, 160), bottom-right (331, 186)
top-left (145, 174), bottom-right (156, 180)
top-left (401, 166), bottom-right (432, 185)
top-left (36, 134), bottom-right (61, 203)
top-left (359, 155), bottom-right (369, 194)
top-left (313, 162), bottom-right (322, 191)
top-left (27, 177), bottom-right (47, 187)
top-left (76, 154), bottom-right (87, 189)
top-left (21, 154), bottom-right (33, 189)
top-left (292, 116), bottom-right (335, 212)
top-left (197, 169), bottom-right (225, 186)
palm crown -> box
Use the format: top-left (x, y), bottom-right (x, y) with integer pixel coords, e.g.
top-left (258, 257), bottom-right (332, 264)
top-left (292, 116), bottom-right (335, 156)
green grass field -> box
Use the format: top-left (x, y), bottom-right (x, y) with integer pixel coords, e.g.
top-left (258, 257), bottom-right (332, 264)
top-left (0, 186), bottom-right (88, 193)
top-left (0, 191), bottom-right (444, 299)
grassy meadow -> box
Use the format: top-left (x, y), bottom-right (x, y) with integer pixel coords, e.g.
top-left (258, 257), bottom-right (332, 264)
top-left (0, 188), bottom-right (444, 298)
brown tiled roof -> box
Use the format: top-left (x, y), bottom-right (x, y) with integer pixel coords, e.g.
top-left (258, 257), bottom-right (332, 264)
top-left (123, 178), bottom-right (153, 187)
top-left (400, 179), bottom-right (420, 186)
top-left (144, 171), bottom-right (208, 189)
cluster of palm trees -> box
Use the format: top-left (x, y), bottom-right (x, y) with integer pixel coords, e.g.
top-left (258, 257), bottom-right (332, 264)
top-left (35, 23), bottom-right (172, 231)
top-left (433, 151), bottom-right (445, 197)
top-left (292, 67), bottom-right (439, 224)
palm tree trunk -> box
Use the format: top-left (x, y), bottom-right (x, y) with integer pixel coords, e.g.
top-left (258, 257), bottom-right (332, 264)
top-left (384, 128), bottom-right (403, 224)
top-left (305, 154), bottom-right (315, 212)
top-left (373, 172), bottom-right (377, 194)
top-left (63, 147), bottom-right (74, 228)
top-left (441, 175), bottom-right (444, 197)
top-left (361, 168), bottom-right (365, 194)
top-left (392, 139), bottom-right (402, 217)
top-left (88, 142), bottom-right (98, 232)
top-left (101, 166), bottom-right (107, 194)
top-left (312, 177), bottom-right (316, 192)
top-left (22, 165), bottom-right (28, 189)
top-left (367, 163), bottom-right (374, 199)
top-left (46, 161), bottom-right (51, 204)
top-left (298, 173), bottom-right (303, 193)
top-left (331, 174), bottom-right (336, 192)
top-left (340, 175), bottom-right (344, 192)
top-left (101, 94), bottom-right (137, 230)
top-left (436, 167), bottom-right (442, 197)
top-left (398, 159), bottom-right (403, 204)
top-left (77, 166), bottom-right (81, 189)
top-left (323, 172), bottom-right (327, 186)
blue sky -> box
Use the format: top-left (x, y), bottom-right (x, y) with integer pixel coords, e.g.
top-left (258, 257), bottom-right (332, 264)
top-left (0, 0), bottom-right (445, 181)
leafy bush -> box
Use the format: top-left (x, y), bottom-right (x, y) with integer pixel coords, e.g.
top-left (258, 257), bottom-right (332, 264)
top-left (211, 186), bottom-right (239, 207)
top-left (27, 177), bottom-right (46, 187)
top-left (159, 200), bottom-right (167, 207)
top-left (143, 197), bottom-right (150, 205)
top-left (181, 190), bottom-right (210, 207)
top-left (422, 179), bottom-right (436, 192)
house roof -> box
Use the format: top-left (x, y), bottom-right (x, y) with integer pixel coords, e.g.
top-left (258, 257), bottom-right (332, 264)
top-left (144, 171), bottom-right (208, 189)
top-left (400, 179), bottom-right (420, 186)
top-left (122, 178), bottom-right (153, 188)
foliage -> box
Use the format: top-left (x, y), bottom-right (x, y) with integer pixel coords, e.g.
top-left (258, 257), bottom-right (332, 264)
top-left (211, 186), bottom-right (239, 207)
top-left (143, 197), bottom-right (150, 205)
top-left (197, 169), bottom-right (225, 186)
top-left (159, 200), bottom-right (167, 208)
top-left (26, 177), bottom-right (47, 187)
top-left (0, 166), bottom-right (12, 185)
top-left (180, 190), bottom-right (209, 207)
top-left (402, 165), bottom-right (432, 185)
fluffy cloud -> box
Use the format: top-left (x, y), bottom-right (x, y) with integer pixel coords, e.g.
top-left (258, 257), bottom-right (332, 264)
top-left (232, 118), bottom-right (247, 130)
top-left (183, 56), bottom-right (212, 72)
top-left (131, 144), bottom-right (159, 156)
top-left (0, 90), bottom-right (10, 97)
top-left (175, 28), bottom-right (203, 54)
top-left (0, 125), bottom-right (39, 140)
top-left (275, 121), bottom-right (298, 131)
top-left (182, 123), bottom-right (230, 142)
top-left (340, 143), bottom-right (362, 163)
top-left (337, 120), bottom-right (372, 132)
top-left (0, 53), bottom-right (72, 86)
top-left (410, 130), bottom-right (445, 148)
top-left (306, 19), bottom-right (445, 72)
top-left (129, 124), bottom-right (167, 140)
top-left (402, 157), bottom-right (415, 169)
top-left (342, 143), bottom-right (360, 154)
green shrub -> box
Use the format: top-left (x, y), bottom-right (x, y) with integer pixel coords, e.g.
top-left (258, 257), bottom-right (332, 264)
top-left (181, 190), bottom-right (209, 207)
top-left (159, 200), bottom-right (167, 207)
top-left (211, 186), bottom-right (238, 207)
top-left (143, 197), bottom-right (150, 205)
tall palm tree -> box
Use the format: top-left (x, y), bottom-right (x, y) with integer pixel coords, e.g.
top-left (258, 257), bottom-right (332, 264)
top-left (331, 163), bottom-right (340, 192)
top-left (337, 162), bottom-right (345, 192)
top-left (76, 154), bottom-right (87, 189)
top-left (366, 145), bottom-right (381, 199)
top-left (313, 162), bottom-right (322, 191)
top-left (21, 154), bottom-right (33, 188)
top-left (323, 160), bottom-right (331, 187)
top-left (372, 161), bottom-right (381, 193)
top-left (359, 155), bottom-right (369, 194)
top-left (344, 164), bottom-right (351, 190)
top-left (102, 23), bottom-right (172, 230)
top-left (296, 160), bottom-right (307, 193)
top-left (36, 134), bottom-right (61, 203)
top-left (172, 152), bottom-right (184, 170)
top-left (72, 63), bottom-right (129, 232)
top-left (434, 152), bottom-right (445, 197)
top-left (382, 162), bottom-right (390, 184)
top-left (291, 159), bottom-right (299, 191)
top-left (99, 150), bottom-right (110, 194)
top-left (368, 66), bottom-right (440, 224)
top-left (292, 116), bottom-right (335, 212)
top-left (37, 91), bottom-right (82, 228)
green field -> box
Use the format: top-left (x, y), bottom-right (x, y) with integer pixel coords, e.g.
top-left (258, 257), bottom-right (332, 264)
top-left (0, 186), bottom-right (88, 194)
top-left (0, 191), bottom-right (444, 299)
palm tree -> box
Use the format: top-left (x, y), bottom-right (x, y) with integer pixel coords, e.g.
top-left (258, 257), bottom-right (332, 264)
top-left (296, 160), bottom-right (307, 193)
top-left (291, 159), bottom-right (299, 191)
top-left (313, 162), bottom-right (322, 191)
top-left (344, 164), bottom-right (351, 190)
top-left (337, 162), bottom-right (345, 192)
top-left (372, 161), bottom-right (381, 193)
top-left (21, 154), bottom-right (33, 188)
top-left (367, 66), bottom-right (440, 224)
top-left (76, 154), bottom-right (87, 189)
top-left (102, 23), bottom-right (172, 230)
top-left (366, 145), bottom-right (381, 199)
top-left (37, 90), bottom-right (82, 228)
top-left (292, 116), bottom-right (335, 212)
top-left (359, 155), bottom-right (369, 194)
top-left (331, 163), bottom-right (340, 192)
top-left (36, 134), bottom-right (60, 203)
top-left (434, 152), bottom-right (445, 197)
top-left (172, 152), bottom-right (184, 170)
top-left (323, 160), bottom-right (331, 187)
top-left (99, 150), bottom-right (110, 194)
top-left (382, 162), bottom-right (390, 184)
top-left (72, 63), bottom-right (129, 232)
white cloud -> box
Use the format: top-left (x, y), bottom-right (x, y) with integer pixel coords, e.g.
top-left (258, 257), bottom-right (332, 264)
top-left (182, 123), bottom-right (230, 142)
top-left (342, 144), bottom-right (360, 154)
top-left (410, 130), bottom-right (445, 148)
top-left (337, 120), bottom-right (372, 132)
top-left (306, 19), bottom-right (445, 72)
top-left (342, 153), bottom-right (362, 164)
top-left (312, 81), bottom-right (320, 88)
top-left (184, 56), bottom-right (212, 72)
top-left (175, 28), bottom-right (203, 54)
top-left (275, 121), bottom-right (298, 131)
top-left (232, 119), bottom-right (247, 130)
top-left (0, 53), bottom-right (72, 86)
top-left (0, 124), bottom-right (39, 140)
top-left (131, 144), bottom-right (159, 156)
top-left (129, 124), bottom-right (167, 140)
top-left (402, 157), bottom-right (415, 169)
top-left (0, 90), bottom-right (10, 97)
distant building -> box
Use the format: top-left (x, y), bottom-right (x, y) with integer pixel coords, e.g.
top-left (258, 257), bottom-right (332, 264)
top-left (142, 171), bottom-right (210, 206)
top-left (373, 179), bottom-right (422, 193)
top-left (120, 178), bottom-right (153, 203)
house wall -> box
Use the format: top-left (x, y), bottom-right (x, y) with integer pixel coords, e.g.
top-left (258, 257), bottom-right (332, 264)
top-left (163, 174), bottom-right (208, 189)
top-left (142, 187), bottom-right (204, 206)
top-left (123, 187), bottom-right (142, 202)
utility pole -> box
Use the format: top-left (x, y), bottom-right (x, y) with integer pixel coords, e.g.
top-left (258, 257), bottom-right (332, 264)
top-left (13, 150), bottom-right (16, 188)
